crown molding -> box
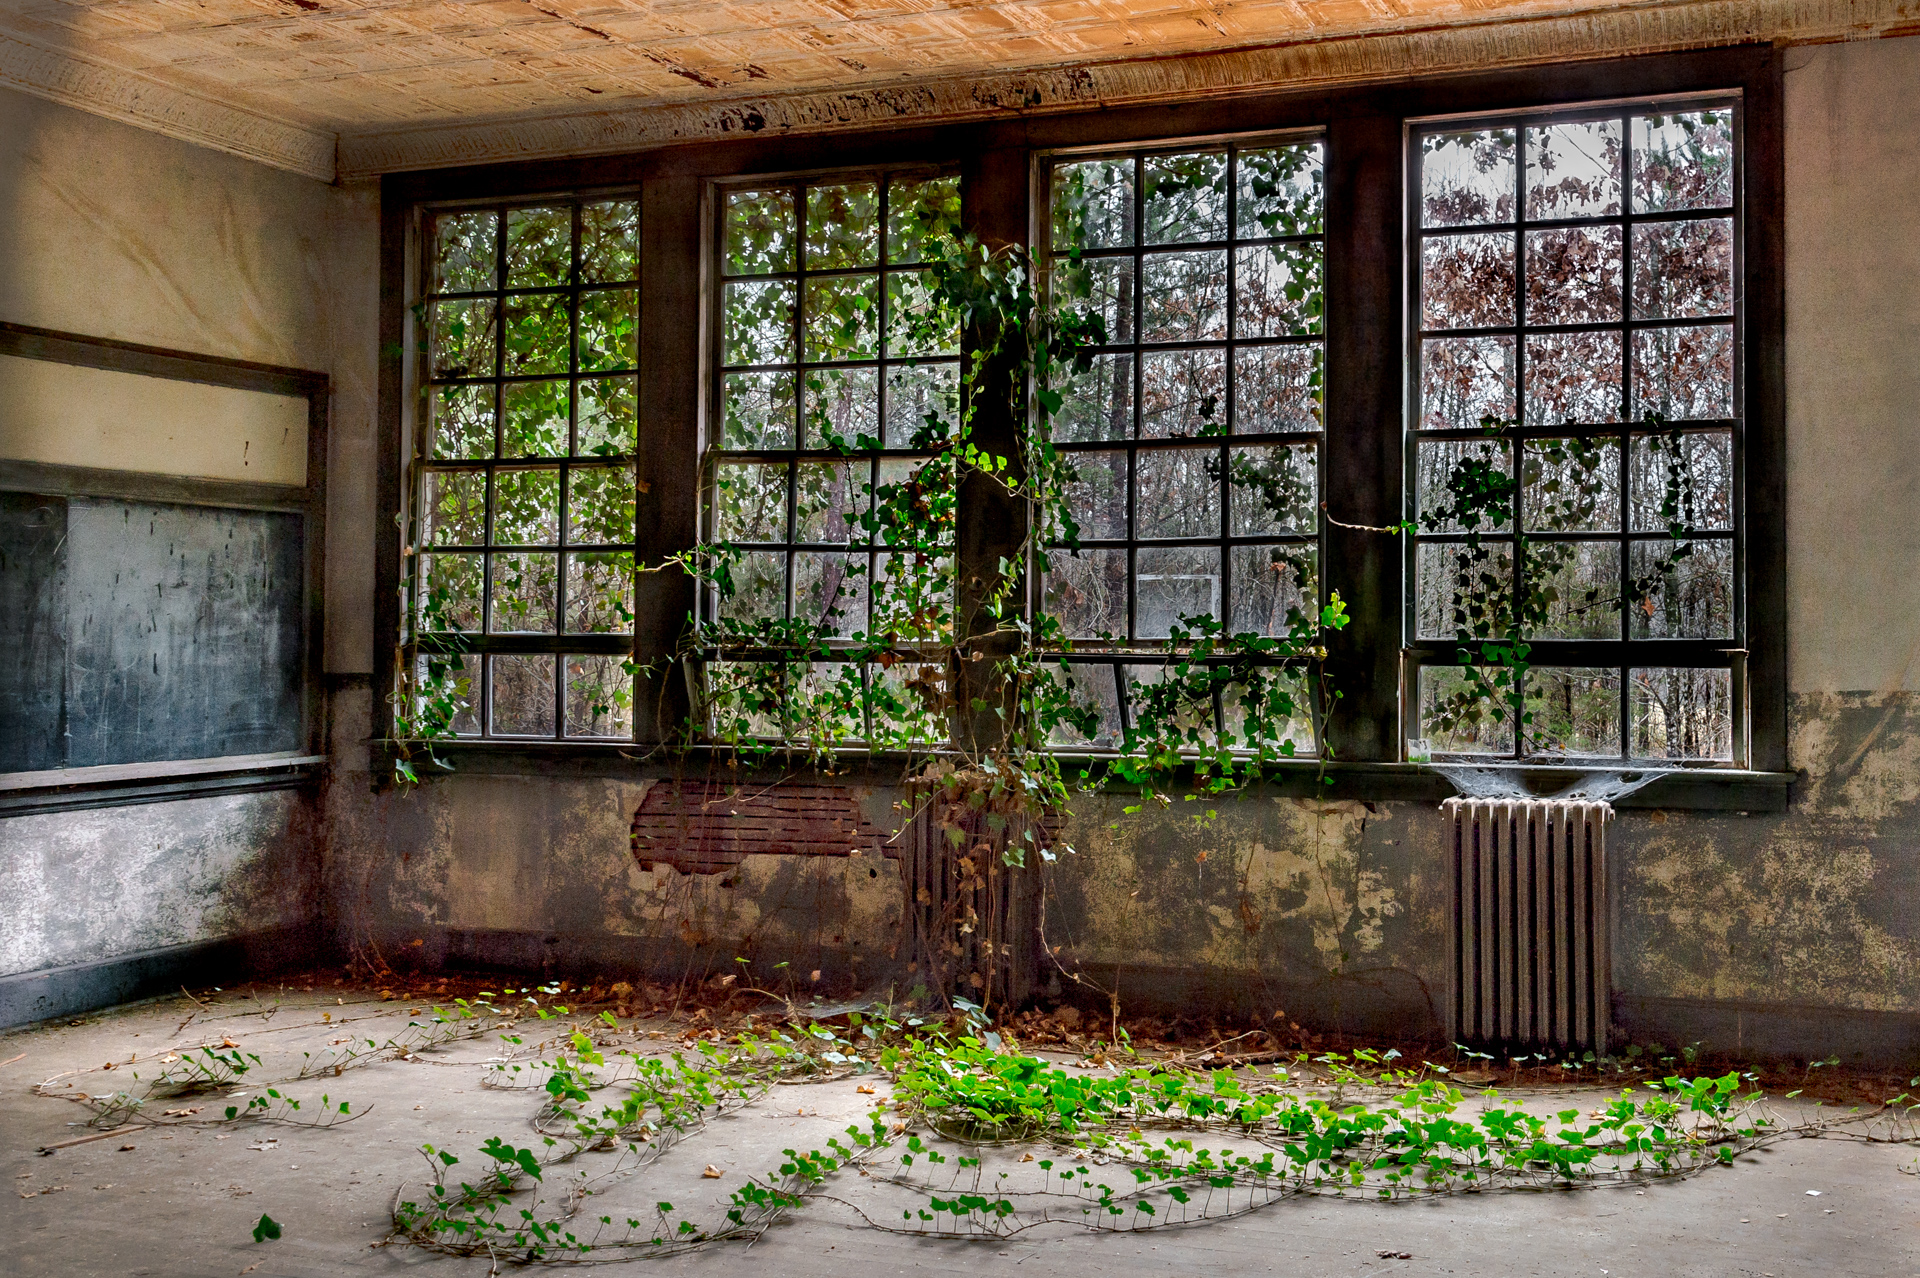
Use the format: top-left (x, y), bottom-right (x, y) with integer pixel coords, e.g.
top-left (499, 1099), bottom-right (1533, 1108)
top-left (335, 0), bottom-right (1918, 176)
top-left (0, 32), bottom-right (337, 182)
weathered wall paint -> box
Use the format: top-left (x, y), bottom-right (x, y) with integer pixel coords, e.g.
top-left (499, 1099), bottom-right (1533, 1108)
top-left (0, 790), bottom-right (314, 978)
top-left (314, 37), bottom-right (1920, 1063)
top-left (0, 87), bottom-right (367, 987)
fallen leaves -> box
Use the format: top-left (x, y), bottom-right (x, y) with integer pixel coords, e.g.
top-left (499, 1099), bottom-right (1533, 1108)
top-left (247, 1140), bottom-right (280, 1153)
top-left (1378, 1250), bottom-right (1413, 1260)
top-left (701, 1164), bottom-right (724, 1179)
top-left (117, 1145), bottom-right (136, 1152)
top-left (856, 1084), bottom-right (876, 1095)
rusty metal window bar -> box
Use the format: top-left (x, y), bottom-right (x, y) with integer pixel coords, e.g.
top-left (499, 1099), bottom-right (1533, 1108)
top-left (703, 169), bottom-right (962, 740)
top-left (411, 196), bottom-right (643, 740)
top-left (1036, 136), bottom-right (1327, 753)
top-left (1406, 99), bottom-right (1746, 763)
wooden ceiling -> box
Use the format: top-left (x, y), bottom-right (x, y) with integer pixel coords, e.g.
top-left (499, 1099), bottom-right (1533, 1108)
top-left (0, 0), bottom-right (1912, 177)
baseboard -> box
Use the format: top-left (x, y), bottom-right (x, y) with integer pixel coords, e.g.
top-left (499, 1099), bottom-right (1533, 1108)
top-left (0, 924), bottom-right (322, 1029)
top-left (1613, 992), bottom-right (1920, 1068)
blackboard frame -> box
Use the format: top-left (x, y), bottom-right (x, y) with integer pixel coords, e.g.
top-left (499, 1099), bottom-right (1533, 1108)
top-left (0, 322), bottom-right (329, 814)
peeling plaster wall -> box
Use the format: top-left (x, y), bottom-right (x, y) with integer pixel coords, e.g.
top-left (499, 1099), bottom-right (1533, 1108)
top-left (317, 35), bottom-right (1920, 1063)
top-left (0, 87), bottom-right (375, 991)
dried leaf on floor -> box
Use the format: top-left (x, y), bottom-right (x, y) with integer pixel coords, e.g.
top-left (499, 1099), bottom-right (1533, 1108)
top-left (701, 1164), bottom-right (723, 1179)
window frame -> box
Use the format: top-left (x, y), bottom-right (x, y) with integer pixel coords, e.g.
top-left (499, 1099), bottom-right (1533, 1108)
top-left (376, 44), bottom-right (1787, 792)
top-left (1402, 93), bottom-right (1751, 765)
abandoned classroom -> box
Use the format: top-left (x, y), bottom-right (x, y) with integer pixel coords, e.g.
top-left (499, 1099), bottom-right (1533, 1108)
top-left (1, 1), bottom-right (1918, 1274)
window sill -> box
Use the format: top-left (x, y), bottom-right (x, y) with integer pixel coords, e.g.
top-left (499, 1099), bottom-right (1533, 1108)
top-left (373, 741), bottom-right (1794, 813)
top-left (0, 752), bottom-right (328, 817)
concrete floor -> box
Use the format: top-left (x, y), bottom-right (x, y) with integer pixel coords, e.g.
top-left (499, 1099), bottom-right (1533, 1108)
top-left (2, 985), bottom-right (1915, 1278)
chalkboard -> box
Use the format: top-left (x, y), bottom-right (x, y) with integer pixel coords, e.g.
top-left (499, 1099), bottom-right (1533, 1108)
top-left (0, 492), bottom-right (305, 773)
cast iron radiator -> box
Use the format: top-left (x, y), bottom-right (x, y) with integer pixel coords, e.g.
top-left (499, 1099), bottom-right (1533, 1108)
top-left (1444, 798), bottom-right (1613, 1054)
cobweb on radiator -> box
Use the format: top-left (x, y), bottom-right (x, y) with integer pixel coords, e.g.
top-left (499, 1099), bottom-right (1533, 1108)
top-left (1431, 764), bottom-right (1675, 804)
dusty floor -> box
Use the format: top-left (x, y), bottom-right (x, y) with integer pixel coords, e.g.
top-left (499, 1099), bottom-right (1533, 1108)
top-left (2, 980), bottom-right (1916, 1278)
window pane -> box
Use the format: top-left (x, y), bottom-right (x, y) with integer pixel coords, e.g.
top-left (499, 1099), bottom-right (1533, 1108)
top-left (505, 206), bottom-right (570, 288)
top-left (1060, 449), bottom-right (1127, 541)
top-left (1524, 225), bottom-right (1622, 325)
top-left (1528, 539), bottom-right (1621, 639)
top-left (870, 661), bottom-right (947, 744)
top-left (1135, 448), bottom-right (1219, 539)
top-left (1419, 336), bottom-right (1514, 431)
top-left (1053, 353), bottom-right (1134, 443)
top-left (1525, 667), bottom-right (1621, 757)
top-left (794, 551), bottom-right (867, 638)
top-left (1043, 547), bottom-right (1127, 640)
top-left (580, 201), bottom-right (637, 283)
top-left (1137, 546), bottom-right (1221, 638)
top-left (887, 176), bottom-right (961, 265)
top-left (577, 376), bottom-right (637, 456)
top-left (492, 468), bottom-right (559, 544)
top-left (491, 654), bottom-right (556, 736)
top-left (713, 461), bottom-right (788, 542)
top-left (1522, 436), bottom-right (1620, 533)
top-left (1052, 158), bottom-right (1134, 250)
top-left (490, 553), bottom-right (558, 632)
top-left (1420, 129), bottom-right (1516, 228)
top-left (503, 295), bottom-right (568, 375)
top-left (1524, 120), bottom-right (1622, 220)
top-left (1228, 443), bottom-right (1317, 536)
top-left (567, 464), bottom-right (635, 544)
top-left (1630, 667), bottom-right (1732, 759)
top-left (723, 280), bottom-right (795, 366)
top-left (1140, 348), bottom-right (1225, 438)
top-left (805, 275), bottom-right (879, 362)
top-left (1525, 330), bottom-right (1623, 426)
top-left (431, 299), bottom-right (495, 379)
top-left (1234, 243), bottom-right (1323, 337)
top-left (1222, 665), bottom-right (1315, 754)
top-left (875, 457), bottom-right (955, 548)
top-left (578, 288), bottom-right (638, 371)
top-left (796, 458), bottom-right (867, 543)
top-left (1052, 254), bottom-right (1134, 345)
top-left (1049, 662), bottom-right (1123, 749)
top-left (1632, 218), bottom-right (1734, 320)
top-left (884, 361), bottom-right (958, 448)
top-left (1141, 250), bottom-right (1227, 342)
top-left (1629, 538), bottom-right (1732, 639)
top-left (417, 552), bottom-right (482, 632)
top-left (722, 370), bottom-right (796, 450)
top-left (1631, 324), bottom-right (1733, 421)
top-left (1632, 110), bottom-right (1734, 214)
top-left (1416, 541), bottom-right (1513, 640)
top-left (415, 652), bottom-right (480, 735)
top-left (433, 211), bottom-right (497, 293)
top-left (1631, 430), bottom-right (1733, 531)
top-left (806, 183), bottom-right (879, 269)
top-left (431, 383), bottom-right (495, 459)
top-left (1237, 143), bottom-right (1323, 237)
top-left (423, 469), bottom-right (486, 546)
top-left (502, 380), bottom-right (568, 457)
top-left (717, 551), bottom-right (786, 625)
top-left (725, 189), bottom-right (796, 275)
top-left (885, 269), bottom-right (960, 358)
top-left (1234, 343), bottom-right (1321, 433)
top-left (1419, 665), bottom-right (1515, 755)
top-left (565, 654), bottom-right (634, 738)
top-left (564, 551), bottom-right (635, 633)
top-left (1422, 233), bottom-right (1515, 330)
top-left (1416, 439), bottom-right (1512, 533)
top-left (1230, 544), bottom-right (1315, 638)
top-left (1143, 150), bottom-right (1227, 244)
top-left (872, 552), bottom-right (952, 641)
top-left (803, 366), bottom-right (880, 448)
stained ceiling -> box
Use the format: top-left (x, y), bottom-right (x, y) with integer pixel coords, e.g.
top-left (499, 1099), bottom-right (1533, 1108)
top-left (0, 0), bottom-right (1913, 178)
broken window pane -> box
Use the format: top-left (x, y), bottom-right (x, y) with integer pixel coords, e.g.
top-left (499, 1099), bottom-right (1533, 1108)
top-left (1631, 110), bottom-right (1734, 214)
top-left (1524, 225), bottom-right (1622, 325)
top-left (1144, 150), bottom-right (1227, 245)
top-left (1060, 449), bottom-right (1128, 541)
top-left (1416, 541), bottom-right (1514, 640)
top-left (806, 183), bottom-right (879, 269)
top-left (432, 384), bottom-right (495, 459)
top-left (1629, 538), bottom-right (1733, 639)
top-left (1522, 436), bottom-right (1620, 533)
top-left (567, 464), bottom-right (635, 544)
top-left (1631, 324), bottom-right (1734, 420)
top-left (1135, 448), bottom-right (1220, 539)
top-left (1630, 429), bottom-right (1733, 531)
top-left (576, 376), bottom-right (636, 456)
top-left (723, 370), bottom-right (796, 450)
top-left (1422, 232), bottom-right (1516, 330)
top-left (423, 469), bottom-right (486, 547)
top-left (501, 380), bottom-right (568, 457)
top-left (430, 299), bottom-right (495, 380)
top-left (579, 200), bottom-right (637, 283)
top-left (490, 553), bottom-right (557, 633)
top-left (1524, 119), bottom-right (1622, 220)
top-left (1228, 443), bottom-right (1317, 536)
top-left (1140, 348), bottom-right (1225, 438)
top-left (725, 188), bottom-right (796, 276)
top-left (578, 288), bottom-right (638, 372)
top-left (1234, 343), bottom-right (1322, 433)
top-left (505, 206), bottom-right (570, 288)
top-left (1043, 547), bottom-right (1128, 640)
top-left (1051, 354), bottom-right (1134, 443)
top-left (503, 294), bottom-right (568, 375)
top-left (416, 552), bottom-right (482, 632)
top-left (1420, 665), bottom-right (1515, 755)
top-left (1525, 666), bottom-right (1621, 757)
top-left (491, 468), bottom-right (560, 545)
top-left (723, 279), bottom-right (795, 366)
top-left (1420, 129), bottom-right (1516, 228)
top-left (1420, 336), bottom-right (1515, 431)
top-left (1136, 546), bottom-right (1221, 638)
top-left (805, 275), bottom-right (880, 362)
top-left (1230, 544), bottom-right (1316, 638)
top-left (712, 461), bottom-right (788, 543)
top-left (433, 211), bottom-right (497, 293)
top-left (564, 655), bottom-right (634, 738)
top-left (803, 366), bottom-right (880, 448)
top-left (1141, 250), bottom-right (1228, 343)
top-left (564, 551), bottom-right (635, 633)
top-left (1526, 330), bottom-right (1623, 426)
top-left (1237, 143), bottom-right (1323, 237)
top-left (1234, 242), bottom-right (1323, 337)
top-left (1052, 158), bottom-right (1135, 250)
top-left (1528, 540), bottom-right (1622, 640)
top-left (1630, 666), bottom-right (1733, 759)
top-left (490, 654), bottom-right (556, 735)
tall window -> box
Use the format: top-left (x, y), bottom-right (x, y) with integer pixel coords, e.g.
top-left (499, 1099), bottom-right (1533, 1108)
top-left (1040, 138), bottom-right (1327, 750)
top-left (705, 172), bottom-right (961, 742)
top-left (1409, 102), bottom-right (1741, 760)
top-left (414, 197), bottom-right (642, 739)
